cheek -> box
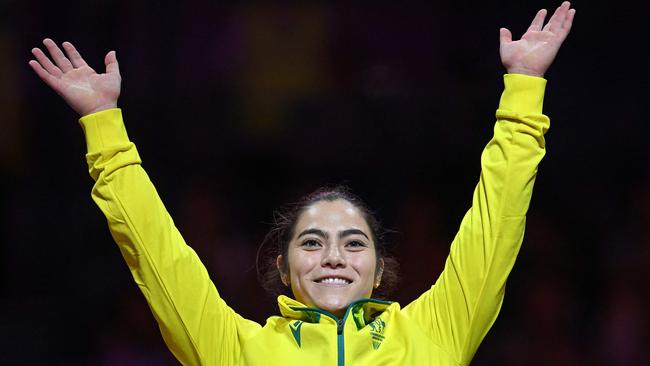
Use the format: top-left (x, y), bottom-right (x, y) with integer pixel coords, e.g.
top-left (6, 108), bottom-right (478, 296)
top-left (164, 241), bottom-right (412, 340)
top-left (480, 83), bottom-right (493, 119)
top-left (349, 253), bottom-right (377, 278)
top-left (288, 250), bottom-right (321, 277)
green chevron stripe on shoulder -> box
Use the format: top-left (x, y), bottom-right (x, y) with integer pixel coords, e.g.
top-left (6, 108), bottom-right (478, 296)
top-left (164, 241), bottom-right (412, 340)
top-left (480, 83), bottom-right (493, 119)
top-left (290, 320), bottom-right (303, 347)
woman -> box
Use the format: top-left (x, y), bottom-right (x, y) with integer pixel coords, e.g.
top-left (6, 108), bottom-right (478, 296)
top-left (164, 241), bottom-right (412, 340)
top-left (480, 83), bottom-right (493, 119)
top-left (29, 2), bottom-right (575, 365)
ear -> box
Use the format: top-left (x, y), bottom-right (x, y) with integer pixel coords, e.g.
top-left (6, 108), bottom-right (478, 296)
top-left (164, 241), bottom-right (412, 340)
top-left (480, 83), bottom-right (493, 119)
top-left (375, 258), bottom-right (385, 288)
top-left (276, 255), bottom-right (289, 286)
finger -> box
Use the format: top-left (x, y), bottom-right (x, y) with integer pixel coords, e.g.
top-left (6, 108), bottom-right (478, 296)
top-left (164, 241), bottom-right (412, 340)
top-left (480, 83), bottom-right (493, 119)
top-left (28, 60), bottom-right (61, 90)
top-left (543, 1), bottom-right (570, 33)
top-left (562, 8), bottom-right (576, 33)
top-left (527, 9), bottom-right (547, 32)
top-left (500, 28), bottom-right (512, 44)
top-left (62, 41), bottom-right (88, 68)
top-left (554, 8), bottom-right (576, 42)
top-left (104, 50), bottom-right (120, 75)
top-left (31, 47), bottom-right (63, 77)
top-left (43, 38), bottom-right (74, 72)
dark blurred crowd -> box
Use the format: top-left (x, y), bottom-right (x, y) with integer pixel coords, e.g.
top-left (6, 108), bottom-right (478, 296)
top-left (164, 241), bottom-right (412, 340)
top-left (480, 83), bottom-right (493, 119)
top-left (1, 2), bottom-right (648, 365)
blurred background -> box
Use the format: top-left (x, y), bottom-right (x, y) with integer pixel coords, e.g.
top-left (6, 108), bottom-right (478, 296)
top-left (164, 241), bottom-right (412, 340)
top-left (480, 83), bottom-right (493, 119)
top-left (1, 0), bottom-right (649, 364)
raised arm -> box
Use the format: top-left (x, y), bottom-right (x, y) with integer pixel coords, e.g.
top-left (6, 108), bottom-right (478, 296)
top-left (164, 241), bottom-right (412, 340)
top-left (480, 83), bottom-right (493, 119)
top-left (29, 40), bottom-right (260, 365)
top-left (402, 3), bottom-right (574, 365)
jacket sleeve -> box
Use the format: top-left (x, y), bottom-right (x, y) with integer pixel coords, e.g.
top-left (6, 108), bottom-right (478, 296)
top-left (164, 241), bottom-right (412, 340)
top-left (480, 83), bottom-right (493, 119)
top-left (79, 109), bottom-right (260, 366)
top-left (401, 74), bottom-right (550, 365)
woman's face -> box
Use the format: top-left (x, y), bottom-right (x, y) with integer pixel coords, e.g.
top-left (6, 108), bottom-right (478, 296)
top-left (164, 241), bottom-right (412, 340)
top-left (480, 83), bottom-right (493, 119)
top-left (277, 199), bottom-right (383, 317)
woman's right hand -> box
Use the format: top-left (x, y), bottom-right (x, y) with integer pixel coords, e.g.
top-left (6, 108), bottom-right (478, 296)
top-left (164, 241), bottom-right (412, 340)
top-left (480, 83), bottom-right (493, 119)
top-left (29, 38), bottom-right (121, 117)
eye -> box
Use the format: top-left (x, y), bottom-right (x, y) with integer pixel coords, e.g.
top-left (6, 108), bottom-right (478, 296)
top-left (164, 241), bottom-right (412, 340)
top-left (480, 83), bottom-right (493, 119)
top-left (346, 240), bottom-right (367, 249)
top-left (301, 239), bottom-right (322, 249)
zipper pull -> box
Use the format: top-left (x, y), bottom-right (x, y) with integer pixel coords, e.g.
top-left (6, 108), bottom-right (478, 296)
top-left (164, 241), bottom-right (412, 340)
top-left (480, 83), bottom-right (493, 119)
top-left (337, 319), bottom-right (344, 334)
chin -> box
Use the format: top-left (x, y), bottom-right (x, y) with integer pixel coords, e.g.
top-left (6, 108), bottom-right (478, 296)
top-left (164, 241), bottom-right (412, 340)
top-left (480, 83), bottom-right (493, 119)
top-left (317, 299), bottom-right (348, 314)
top-left (301, 282), bottom-right (372, 316)
top-left (314, 293), bottom-right (359, 316)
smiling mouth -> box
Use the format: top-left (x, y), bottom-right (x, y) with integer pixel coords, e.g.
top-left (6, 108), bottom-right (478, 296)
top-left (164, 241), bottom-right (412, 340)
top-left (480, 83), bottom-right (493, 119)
top-left (314, 277), bottom-right (352, 286)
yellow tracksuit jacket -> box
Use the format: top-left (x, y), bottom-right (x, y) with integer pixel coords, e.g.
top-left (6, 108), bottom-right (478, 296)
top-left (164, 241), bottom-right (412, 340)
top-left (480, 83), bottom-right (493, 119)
top-left (79, 74), bottom-right (549, 365)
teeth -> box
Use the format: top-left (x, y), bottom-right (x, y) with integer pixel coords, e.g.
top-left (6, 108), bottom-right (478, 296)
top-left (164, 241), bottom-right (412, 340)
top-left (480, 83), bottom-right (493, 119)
top-left (318, 278), bottom-right (350, 284)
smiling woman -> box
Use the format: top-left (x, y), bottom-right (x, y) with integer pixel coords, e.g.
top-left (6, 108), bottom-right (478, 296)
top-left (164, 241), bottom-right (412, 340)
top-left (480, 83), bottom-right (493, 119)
top-left (28, 2), bottom-right (575, 365)
top-left (256, 186), bottom-right (399, 317)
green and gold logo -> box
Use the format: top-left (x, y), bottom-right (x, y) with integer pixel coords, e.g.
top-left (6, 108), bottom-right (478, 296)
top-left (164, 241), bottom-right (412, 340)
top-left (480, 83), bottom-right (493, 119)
top-left (368, 318), bottom-right (386, 350)
top-left (290, 320), bottom-right (303, 347)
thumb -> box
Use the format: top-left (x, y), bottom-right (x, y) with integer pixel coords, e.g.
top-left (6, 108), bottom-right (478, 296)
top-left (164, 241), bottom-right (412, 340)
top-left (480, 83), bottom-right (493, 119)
top-left (105, 50), bottom-right (120, 75)
top-left (499, 28), bottom-right (512, 44)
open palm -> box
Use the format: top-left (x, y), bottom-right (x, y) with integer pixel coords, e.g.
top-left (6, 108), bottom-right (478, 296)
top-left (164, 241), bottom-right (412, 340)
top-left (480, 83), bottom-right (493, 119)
top-left (29, 39), bottom-right (121, 116)
top-left (500, 1), bottom-right (575, 77)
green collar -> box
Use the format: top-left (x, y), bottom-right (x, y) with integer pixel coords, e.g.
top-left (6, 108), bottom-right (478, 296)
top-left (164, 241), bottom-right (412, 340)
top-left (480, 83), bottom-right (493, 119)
top-left (278, 295), bottom-right (393, 330)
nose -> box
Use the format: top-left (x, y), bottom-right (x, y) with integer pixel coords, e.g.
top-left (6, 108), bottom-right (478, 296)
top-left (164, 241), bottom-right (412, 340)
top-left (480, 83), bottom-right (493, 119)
top-left (321, 243), bottom-right (346, 269)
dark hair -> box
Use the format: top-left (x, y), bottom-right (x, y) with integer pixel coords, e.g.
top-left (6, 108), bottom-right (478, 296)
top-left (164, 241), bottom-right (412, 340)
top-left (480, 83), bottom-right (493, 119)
top-left (256, 185), bottom-right (399, 300)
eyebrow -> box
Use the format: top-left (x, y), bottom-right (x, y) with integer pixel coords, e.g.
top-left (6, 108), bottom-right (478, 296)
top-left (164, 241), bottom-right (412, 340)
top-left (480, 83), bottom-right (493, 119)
top-left (339, 229), bottom-right (369, 240)
top-left (297, 228), bottom-right (369, 240)
top-left (298, 228), bottom-right (328, 239)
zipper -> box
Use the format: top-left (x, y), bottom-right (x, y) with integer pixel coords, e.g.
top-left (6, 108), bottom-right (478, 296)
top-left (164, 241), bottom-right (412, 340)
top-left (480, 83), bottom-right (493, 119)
top-left (337, 319), bottom-right (344, 334)
top-left (337, 318), bottom-right (345, 366)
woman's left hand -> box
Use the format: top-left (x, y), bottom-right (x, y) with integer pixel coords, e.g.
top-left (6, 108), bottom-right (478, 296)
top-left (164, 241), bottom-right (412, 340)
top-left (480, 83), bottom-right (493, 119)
top-left (500, 1), bottom-right (576, 77)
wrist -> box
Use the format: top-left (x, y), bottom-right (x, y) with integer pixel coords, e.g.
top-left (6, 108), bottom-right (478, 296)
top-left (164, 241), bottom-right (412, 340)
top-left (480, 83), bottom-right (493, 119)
top-left (81, 103), bottom-right (118, 117)
top-left (506, 66), bottom-right (544, 78)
